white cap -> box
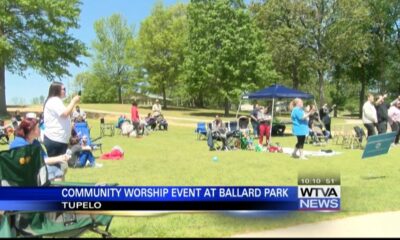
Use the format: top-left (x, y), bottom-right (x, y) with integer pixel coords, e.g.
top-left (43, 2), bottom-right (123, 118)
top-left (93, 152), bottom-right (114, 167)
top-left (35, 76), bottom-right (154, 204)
top-left (26, 112), bottom-right (37, 119)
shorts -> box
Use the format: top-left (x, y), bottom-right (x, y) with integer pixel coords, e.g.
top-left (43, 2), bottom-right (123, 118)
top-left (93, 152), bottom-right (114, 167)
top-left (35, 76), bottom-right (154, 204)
top-left (46, 165), bottom-right (64, 180)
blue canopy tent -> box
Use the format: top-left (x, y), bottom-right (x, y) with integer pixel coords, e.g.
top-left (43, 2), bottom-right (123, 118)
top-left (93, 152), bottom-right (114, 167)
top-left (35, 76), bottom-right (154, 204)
top-left (238, 84), bottom-right (314, 144)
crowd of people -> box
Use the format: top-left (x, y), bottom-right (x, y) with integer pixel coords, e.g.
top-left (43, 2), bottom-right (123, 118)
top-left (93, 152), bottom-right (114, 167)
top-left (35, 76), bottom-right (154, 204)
top-left (117, 99), bottom-right (168, 138)
top-left (362, 94), bottom-right (400, 145)
top-left (3, 82), bottom-right (172, 182)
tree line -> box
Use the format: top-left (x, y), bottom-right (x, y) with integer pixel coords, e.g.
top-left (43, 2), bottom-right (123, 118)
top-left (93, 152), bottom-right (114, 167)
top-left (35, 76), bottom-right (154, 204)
top-left (1, 0), bottom-right (399, 116)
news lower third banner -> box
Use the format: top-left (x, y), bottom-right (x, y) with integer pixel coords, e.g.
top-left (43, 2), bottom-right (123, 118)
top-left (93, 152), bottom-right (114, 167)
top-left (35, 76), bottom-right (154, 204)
top-left (0, 180), bottom-right (341, 212)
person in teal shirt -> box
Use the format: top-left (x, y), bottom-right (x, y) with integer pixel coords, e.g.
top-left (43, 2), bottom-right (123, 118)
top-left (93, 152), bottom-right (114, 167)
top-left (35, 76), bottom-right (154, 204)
top-left (290, 98), bottom-right (315, 160)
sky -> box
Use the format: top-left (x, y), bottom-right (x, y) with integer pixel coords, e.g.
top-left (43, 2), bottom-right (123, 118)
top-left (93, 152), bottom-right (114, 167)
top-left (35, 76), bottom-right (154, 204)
top-left (5, 0), bottom-right (188, 104)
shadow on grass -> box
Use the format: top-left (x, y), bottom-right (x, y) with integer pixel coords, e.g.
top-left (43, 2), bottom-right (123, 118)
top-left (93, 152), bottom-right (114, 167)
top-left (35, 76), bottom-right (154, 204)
top-left (361, 176), bottom-right (387, 180)
top-left (189, 112), bottom-right (240, 118)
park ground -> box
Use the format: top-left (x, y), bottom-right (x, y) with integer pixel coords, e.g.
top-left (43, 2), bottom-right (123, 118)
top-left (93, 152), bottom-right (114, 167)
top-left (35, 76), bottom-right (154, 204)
top-left (1, 104), bottom-right (400, 238)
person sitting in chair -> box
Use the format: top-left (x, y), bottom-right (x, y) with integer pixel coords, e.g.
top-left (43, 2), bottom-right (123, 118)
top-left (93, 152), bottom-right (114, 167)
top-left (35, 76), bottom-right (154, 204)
top-left (207, 115), bottom-right (228, 151)
top-left (9, 118), bottom-right (69, 181)
top-left (76, 135), bottom-right (99, 168)
top-left (152, 99), bottom-right (162, 118)
top-left (116, 115), bottom-right (130, 129)
top-left (72, 105), bottom-right (86, 123)
top-left (145, 113), bottom-right (157, 130)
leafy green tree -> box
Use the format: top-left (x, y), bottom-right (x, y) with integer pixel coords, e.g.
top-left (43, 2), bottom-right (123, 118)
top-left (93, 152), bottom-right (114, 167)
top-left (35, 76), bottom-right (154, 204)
top-left (75, 71), bottom-right (118, 103)
top-left (251, 0), bottom-right (312, 89)
top-left (185, 0), bottom-right (277, 115)
top-left (137, 2), bottom-right (188, 109)
top-left (91, 13), bottom-right (136, 103)
top-left (0, 0), bottom-right (87, 114)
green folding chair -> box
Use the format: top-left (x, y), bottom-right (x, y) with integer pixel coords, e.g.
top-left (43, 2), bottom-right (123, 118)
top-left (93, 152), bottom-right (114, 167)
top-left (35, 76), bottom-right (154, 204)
top-left (0, 144), bottom-right (115, 238)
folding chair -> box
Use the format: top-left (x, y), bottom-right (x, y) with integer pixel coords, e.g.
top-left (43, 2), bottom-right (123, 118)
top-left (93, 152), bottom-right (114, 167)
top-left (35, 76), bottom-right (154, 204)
top-left (195, 122), bottom-right (207, 140)
top-left (0, 144), bottom-right (114, 238)
top-left (100, 118), bottom-right (115, 137)
top-left (74, 122), bottom-right (103, 153)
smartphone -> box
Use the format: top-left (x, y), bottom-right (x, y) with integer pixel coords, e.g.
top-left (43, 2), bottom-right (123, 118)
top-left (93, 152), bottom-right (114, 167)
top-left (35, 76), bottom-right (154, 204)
top-left (78, 90), bottom-right (81, 96)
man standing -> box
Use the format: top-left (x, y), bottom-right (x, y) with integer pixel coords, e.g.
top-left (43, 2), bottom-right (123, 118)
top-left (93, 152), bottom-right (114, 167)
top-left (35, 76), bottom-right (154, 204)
top-left (362, 94), bottom-right (378, 137)
top-left (375, 94), bottom-right (390, 134)
top-left (319, 103), bottom-right (336, 134)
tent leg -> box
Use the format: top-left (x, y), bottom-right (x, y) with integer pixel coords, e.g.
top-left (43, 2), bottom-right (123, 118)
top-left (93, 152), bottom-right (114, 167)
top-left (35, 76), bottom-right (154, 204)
top-left (269, 98), bottom-right (275, 147)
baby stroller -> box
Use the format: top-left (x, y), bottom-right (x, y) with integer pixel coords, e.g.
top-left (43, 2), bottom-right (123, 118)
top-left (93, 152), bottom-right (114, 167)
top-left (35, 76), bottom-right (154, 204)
top-left (74, 122), bottom-right (103, 153)
top-left (228, 116), bottom-right (253, 149)
top-left (0, 144), bottom-right (115, 238)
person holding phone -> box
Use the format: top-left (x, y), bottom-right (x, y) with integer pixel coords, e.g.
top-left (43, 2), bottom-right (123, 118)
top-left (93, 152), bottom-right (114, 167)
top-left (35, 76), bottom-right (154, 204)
top-left (43, 82), bottom-right (80, 159)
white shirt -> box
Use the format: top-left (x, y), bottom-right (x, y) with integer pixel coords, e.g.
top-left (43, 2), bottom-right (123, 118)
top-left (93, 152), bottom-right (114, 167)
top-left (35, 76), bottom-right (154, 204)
top-left (44, 97), bottom-right (71, 144)
top-left (152, 103), bottom-right (162, 116)
top-left (362, 101), bottom-right (377, 124)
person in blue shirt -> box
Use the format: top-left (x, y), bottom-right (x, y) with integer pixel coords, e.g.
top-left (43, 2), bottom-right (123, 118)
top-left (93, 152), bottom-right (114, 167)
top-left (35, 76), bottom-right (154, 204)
top-left (290, 98), bottom-right (316, 160)
top-left (9, 117), bottom-right (70, 181)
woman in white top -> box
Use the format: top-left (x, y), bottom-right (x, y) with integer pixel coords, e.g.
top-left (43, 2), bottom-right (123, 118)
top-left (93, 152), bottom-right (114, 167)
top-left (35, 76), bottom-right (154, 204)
top-left (43, 82), bottom-right (80, 158)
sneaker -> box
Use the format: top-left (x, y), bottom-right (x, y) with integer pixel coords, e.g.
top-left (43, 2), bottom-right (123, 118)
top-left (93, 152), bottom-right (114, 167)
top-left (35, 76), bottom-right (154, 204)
top-left (94, 163), bottom-right (103, 168)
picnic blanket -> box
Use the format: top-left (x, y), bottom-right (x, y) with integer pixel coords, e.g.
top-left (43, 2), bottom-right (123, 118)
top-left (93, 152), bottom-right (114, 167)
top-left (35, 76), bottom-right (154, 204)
top-left (100, 146), bottom-right (124, 160)
top-left (282, 147), bottom-right (341, 157)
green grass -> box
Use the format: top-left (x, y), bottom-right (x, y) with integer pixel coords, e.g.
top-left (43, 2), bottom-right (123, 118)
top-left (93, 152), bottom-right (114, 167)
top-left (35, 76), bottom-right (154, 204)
top-left (1, 107), bottom-right (399, 237)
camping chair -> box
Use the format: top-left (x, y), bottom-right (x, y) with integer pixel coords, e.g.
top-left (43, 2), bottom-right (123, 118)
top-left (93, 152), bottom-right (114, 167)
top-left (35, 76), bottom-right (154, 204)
top-left (343, 126), bottom-right (365, 149)
top-left (308, 125), bottom-right (328, 146)
top-left (0, 144), bottom-right (114, 238)
top-left (100, 118), bottom-right (115, 137)
top-left (195, 122), bottom-right (207, 140)
top-left (340, 125), bottom-right (356, 148)
top-left (226, 116), bottom-right (253, 150)
top-left (207, 122), bottom-right (229, 151)
top-left (74, 122), bottom-right (103, 153)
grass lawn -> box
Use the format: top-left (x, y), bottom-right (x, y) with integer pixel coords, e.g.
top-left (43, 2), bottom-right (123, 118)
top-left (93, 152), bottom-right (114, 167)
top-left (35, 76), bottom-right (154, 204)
top-left (1, 107), bottom-right (399, 237)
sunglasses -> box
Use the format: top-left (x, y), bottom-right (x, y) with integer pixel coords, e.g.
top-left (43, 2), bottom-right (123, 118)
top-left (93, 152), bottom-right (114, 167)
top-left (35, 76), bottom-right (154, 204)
top-left (62, 87), bottom-right (66, 91)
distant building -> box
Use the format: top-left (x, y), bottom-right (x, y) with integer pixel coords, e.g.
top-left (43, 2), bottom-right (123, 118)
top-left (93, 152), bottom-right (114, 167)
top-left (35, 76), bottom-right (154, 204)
top-left (128, 93), bottom-right (172, 106)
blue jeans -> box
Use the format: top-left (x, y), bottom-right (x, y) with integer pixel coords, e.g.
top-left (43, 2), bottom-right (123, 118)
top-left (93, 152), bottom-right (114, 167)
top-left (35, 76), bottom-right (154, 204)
top-left (78, 151), bottom-right (96, 167)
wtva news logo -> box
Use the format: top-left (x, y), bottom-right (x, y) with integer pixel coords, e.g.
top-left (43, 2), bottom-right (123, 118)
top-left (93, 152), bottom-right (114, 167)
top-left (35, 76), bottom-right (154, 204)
top-left (298, 174), bottom-right (341, 211)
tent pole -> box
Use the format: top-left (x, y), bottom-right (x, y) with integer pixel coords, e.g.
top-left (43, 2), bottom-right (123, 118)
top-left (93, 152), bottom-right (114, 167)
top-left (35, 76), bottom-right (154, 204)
top-left (269, 97), bottom-right (275, 146)
top-left (236, 99), bottom-right (242, 119)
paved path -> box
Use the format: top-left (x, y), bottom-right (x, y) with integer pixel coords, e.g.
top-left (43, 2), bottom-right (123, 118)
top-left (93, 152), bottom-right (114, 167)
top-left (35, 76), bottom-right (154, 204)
top-left (231, 211), bottom-right (400, 238)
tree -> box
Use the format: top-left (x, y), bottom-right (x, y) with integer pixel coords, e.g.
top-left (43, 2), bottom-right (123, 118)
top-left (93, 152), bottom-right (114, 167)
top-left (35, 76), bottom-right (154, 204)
top-left (137, 1), bottom-right (188, 109)
top-left (0, 0), bottom-right (87, 114)
top-left (251, 0), bottom-right (312, 89)
top-left (92, 14), bottom-right (136, 104)
top-left (185, 0), bottom-right (277, 115)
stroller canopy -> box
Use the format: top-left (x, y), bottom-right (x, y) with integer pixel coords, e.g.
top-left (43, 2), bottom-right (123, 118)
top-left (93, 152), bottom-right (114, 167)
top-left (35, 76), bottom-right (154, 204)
top-left (243, 84), bottom-right (314, 100)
